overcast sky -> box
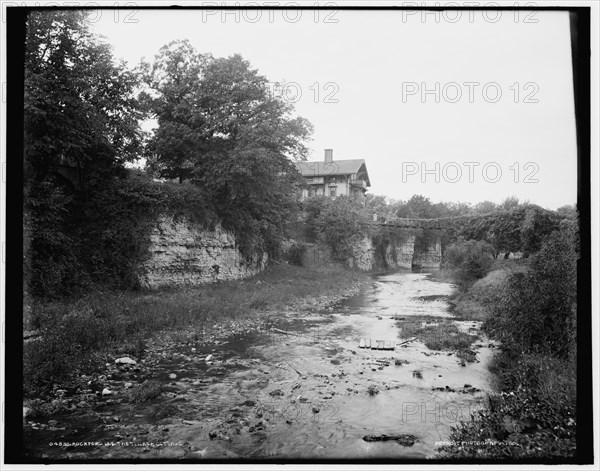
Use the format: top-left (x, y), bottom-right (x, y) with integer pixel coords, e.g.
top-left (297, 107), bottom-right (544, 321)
top-left (90, 8), bottom-right (577, 209)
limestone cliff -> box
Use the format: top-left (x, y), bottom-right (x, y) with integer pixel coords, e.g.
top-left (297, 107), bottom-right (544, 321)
top-left (139, 215), bottom-right (266, 288)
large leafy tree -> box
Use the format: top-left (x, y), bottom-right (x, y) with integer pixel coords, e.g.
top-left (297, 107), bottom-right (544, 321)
top-left (25, 10), bottom-right (143, 187)
top-left (143, 42), bottom-right (313, 254)
top-left (24, 10), bottom-right (144, 295)
top-left (141, 40), bottom-right (209, 182)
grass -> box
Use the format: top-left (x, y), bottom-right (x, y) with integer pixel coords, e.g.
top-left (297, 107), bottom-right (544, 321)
top-left (154, 403), bottom-right (180, 419)
top-left (450, 263), bottom-right (529, 322)
top-left (130, 380), bottom-right (165, 403)
top-left (397, 317), bottom-right (475, 352)
top-left (24, 263), bottom-right (370, 398)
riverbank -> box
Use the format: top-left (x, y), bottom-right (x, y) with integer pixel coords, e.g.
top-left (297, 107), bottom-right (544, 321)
top-left (23, 269), bottom-right (499, 461)
top-left (24, 263), bottom-right (372, 412)
top-left (435, 254), bottom-right (577, 460)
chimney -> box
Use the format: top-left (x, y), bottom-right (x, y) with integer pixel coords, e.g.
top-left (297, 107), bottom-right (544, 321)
top-left (324, 148), bottom-right (333, 163)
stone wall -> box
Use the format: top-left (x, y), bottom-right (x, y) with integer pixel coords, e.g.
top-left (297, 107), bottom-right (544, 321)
top-left (348, 234), bottom-right (441, 270)
top-left (349, 234), bottom-right (418, 270)
top-left (386, 234), bottom-right (416, 269)
top-left (412, 239), bottom-right (443, 268)
top-left (139, 215), bottom-right (266, 289)
top-left (351, 236), bottom-right (376, 271)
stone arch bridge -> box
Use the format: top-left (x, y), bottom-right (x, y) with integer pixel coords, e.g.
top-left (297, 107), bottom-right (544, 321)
top-left (358, 212), bottom-right (501, 270)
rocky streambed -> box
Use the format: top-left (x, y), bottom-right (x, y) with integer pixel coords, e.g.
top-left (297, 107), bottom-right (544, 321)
top-left (23, 271), bottom-right (499, 461)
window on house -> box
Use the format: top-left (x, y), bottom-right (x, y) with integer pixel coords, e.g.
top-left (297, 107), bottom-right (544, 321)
top-left (329, 187), bottom-right (337, 197)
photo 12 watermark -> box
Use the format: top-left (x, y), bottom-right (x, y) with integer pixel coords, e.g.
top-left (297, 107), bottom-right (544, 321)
top-left (401, 82), bottom-right (540, 104)
top-left (2, 2), bottom-right (141, 24)
top-left (400, 2), bottom-right (540, 24)
top-left (399, 400), bottom-right (483, 424)
top-left (199, 2), bottom-right (340, 24)
top-left (267, 81), bottom-right (340, 104)
top-left (401, 161), bottom-right (540, 184)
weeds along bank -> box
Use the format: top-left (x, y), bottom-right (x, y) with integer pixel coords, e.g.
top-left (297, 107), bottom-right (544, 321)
top-left (437, 221), bottom-right (578, 459)
top-left (24, 264), bottom-right (370, 403)
top-left (23, 175), bottom-right (375, 403)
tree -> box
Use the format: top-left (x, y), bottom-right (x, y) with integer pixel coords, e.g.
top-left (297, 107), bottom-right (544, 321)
top-left (141, 40), bottom-right (210, 182)
top-left (24, 10), bottom-right (145, 296)
top-left (556, 204), bottom-right (577, 220)
top-left (499, 196), bottom-right (521, 211)
top-left (519, 205), bottom-right (562, 256)
top-left (395, 195), bottom-right (439, 219)
top-left (308, 196), bottom-right (371, 262)
top-left (143, 44), bottom-right (313, 255)
top-left (474, 200), bottom-right (497, 215)
top-left (25, 10), bottom-right (143, 188)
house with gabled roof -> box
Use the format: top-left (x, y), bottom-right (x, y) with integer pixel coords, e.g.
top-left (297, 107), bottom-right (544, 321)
top-left (294, 149), bottom-right (371, 199)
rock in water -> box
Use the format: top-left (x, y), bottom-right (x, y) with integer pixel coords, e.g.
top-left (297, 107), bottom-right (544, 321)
top-left (205, 354), bottom-right (214, 362)
top-left (115, 357), bottom-right (137, 365)
top-left (363, 434), bottom-right (418, 446)
top-left (169, 373), bottom-right (177, 380)
top-left (101, 388), bottom-right (112, 396)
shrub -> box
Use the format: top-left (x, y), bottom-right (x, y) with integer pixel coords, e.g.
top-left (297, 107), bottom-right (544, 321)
top-left (285, 241), bottom-right (307, 266)
top-left (444, 239), bottom-right (495, 290)
top-left (484, 225), bottom-right (577, 359)
top-left (439, 352), bottom-right (576, 459)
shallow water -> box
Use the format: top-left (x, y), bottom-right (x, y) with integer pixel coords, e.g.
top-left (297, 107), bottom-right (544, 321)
top-left (24, 270), bottom-right (498, 461)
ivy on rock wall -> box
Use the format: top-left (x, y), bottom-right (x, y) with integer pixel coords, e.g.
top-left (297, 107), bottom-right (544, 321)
top-left (25, 174), bottom-right (217, 297)
top-left (303, 196), bottom-right (417, 267)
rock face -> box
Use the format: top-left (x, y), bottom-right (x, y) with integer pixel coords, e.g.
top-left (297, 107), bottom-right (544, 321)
top-left (412, 239), bottom-right (442, 268)
top-left (139, 215), bottom-right (267, 289)
top-left (385, 234), bottom-right (416, 269)
top-left (351, 236), bottom-right (376, 271)
top-left (349, 234), bottom-right (441, 270)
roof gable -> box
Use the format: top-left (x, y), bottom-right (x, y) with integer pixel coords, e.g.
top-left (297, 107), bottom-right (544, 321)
top-left (295, 159), bottom-right (371, 186)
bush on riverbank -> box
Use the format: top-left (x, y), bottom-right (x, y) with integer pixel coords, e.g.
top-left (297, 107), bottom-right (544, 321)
top-left (23, 263), bottom-right (369, 399)
top-left (485, 225), bottom-right (577, 359)
top-left (444, 239), bottom-right (495, 291)
top-left (450, 261), bottom-right (529, 321)
top-left (438, 223), bottom-right (578, 459)
top-left (439, 352), bottom-right (576, 459)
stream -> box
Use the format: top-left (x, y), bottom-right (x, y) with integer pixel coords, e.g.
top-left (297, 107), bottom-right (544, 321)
top-left (24, 270), bottom-right (499, 461)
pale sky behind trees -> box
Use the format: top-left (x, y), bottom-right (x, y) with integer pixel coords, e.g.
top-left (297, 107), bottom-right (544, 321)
top-left (90, 8), bottom-right (578, 209)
